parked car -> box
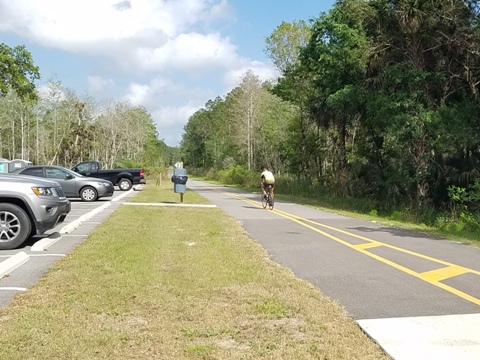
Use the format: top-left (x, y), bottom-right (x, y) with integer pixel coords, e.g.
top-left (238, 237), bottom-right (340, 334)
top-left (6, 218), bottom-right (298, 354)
top-left (9, 165), bottom-right (115, 202)
top-left (71, 160), bottom-right (145, 191)
top-left (0, 173), bottom-right (71, 250)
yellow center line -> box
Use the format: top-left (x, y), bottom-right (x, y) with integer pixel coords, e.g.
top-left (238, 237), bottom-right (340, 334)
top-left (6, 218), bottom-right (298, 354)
top-left (221, 190), bottom-right (480, 306)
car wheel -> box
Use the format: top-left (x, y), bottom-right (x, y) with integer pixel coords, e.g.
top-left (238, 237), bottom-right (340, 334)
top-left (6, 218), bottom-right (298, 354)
top-left (80, 186), bottom-right (98, 201)
top-left (118, 178), bottom-right (132, 191)
top-left (0, 203), bottom-right (32, 250)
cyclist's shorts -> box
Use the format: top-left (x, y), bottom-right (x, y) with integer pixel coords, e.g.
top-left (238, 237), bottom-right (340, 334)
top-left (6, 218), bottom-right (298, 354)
top-left (263, 182), bottom-right (275, 189)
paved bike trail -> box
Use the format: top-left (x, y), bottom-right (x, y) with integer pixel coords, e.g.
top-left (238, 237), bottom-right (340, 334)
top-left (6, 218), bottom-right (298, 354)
top-left (188, 180), bottom-right (480, 360)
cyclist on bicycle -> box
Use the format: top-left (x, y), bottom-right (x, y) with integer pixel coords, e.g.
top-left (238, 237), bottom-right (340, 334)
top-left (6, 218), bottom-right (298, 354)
top-left (260, 166), bottom-right (275, 201)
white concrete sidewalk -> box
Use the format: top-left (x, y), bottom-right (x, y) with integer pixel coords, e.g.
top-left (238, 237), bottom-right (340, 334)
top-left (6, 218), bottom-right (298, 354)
top-left (358, 313), bottom-right (480, 359)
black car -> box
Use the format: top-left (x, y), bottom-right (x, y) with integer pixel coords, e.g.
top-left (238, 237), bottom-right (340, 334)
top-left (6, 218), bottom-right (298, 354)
top-left (10, 165), bottom-right (115, 202)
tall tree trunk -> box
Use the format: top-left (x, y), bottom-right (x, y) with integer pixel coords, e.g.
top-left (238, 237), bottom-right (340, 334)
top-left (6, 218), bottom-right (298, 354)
top-left (338, 117), bottom-right (347, 171)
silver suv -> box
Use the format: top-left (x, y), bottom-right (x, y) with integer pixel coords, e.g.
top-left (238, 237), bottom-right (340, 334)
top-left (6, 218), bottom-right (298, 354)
top-left (0, 174), bottom-right (71, 250)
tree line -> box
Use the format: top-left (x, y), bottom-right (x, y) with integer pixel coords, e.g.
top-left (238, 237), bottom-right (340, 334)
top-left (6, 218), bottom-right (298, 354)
top-left (0, 44), bottom-right (177, 172)
top-left (181, 0), bottom-right (480, 226)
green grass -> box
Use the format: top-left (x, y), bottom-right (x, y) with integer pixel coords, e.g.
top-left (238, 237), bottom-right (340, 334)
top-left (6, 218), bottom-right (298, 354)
top-left (0, 183), bottom-right (390, 359)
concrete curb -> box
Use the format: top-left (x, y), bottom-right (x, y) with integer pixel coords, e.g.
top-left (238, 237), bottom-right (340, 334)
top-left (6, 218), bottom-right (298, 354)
top-left (123, 203), bottom-right (217, 208)
top-left (1, 190), bottom-right (135, 277)
top-left (112, 189), bottom-right (134, 202)
top-left (77, 202), bottom-right (111, 222)
top-left (59, 201), bottom-right (113, 236)
top-left (31, 232), bottom-right (62, 252)
top-left (59, 219), bottom-right (82, 234)
top-left (32, 199), bottom-right (114, 252)
top-left (0, 251), bottom-right (29, 278)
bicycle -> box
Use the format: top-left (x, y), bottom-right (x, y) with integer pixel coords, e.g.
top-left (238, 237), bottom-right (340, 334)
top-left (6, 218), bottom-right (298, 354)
top-left (262, 184), bottom-right (274, 210)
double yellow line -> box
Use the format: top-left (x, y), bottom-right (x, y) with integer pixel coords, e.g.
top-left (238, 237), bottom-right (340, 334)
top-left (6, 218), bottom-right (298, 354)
top-left (226, 191), bottom-right (480, 306)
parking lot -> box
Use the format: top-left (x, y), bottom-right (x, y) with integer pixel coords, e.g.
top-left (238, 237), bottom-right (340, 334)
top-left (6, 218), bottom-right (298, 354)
top-left (0, 189), bottom-right (138, 309)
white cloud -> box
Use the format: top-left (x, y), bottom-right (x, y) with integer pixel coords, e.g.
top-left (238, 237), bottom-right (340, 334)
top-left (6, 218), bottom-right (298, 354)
top-left (134, 32), bottom-right (241, 73)
top-left (0, 0), bottom-right (277, 146)
top-left (0, 1), bottom-right (174, 46)
top-left (155, 104), bottom-right (199, 129)
top-left (122, 77), bottom-right (177, 107)
top-left (0, 0), bottom-right (236, 72)
top-left (0, 0), bottom-right (246, 77)
top-left (152, 104), bottom-right (201, 146)
top-left (87, 76), bottom-right (115, 94)
top-left (36, 82), bottom-right (67, 102)
top-left (223, 61), bottom-right (280, 90)
top-left (122, 76), bottom-right (217, 145)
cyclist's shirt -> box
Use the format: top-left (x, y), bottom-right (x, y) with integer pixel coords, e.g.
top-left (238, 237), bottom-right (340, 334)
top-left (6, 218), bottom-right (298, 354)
top-left (261, 170), bottom-right (275, 184)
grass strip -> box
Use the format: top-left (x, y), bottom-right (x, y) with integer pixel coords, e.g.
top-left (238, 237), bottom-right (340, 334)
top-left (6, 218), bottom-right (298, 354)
top-left (0, 184), bottom-right (390, 359)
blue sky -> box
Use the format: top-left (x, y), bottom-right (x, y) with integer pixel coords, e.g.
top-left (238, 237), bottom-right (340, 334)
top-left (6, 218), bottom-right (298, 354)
top-left (0, 0), bottom-right (336, 146)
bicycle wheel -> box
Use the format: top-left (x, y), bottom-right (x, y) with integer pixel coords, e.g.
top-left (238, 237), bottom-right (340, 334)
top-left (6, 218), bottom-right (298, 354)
top-left (268, 196), bottom-right (274, 210)
top-left (262, 193), bottom-right (268, 209)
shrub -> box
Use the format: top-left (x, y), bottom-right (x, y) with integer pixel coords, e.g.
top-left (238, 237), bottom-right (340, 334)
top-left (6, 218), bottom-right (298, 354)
top-left (369, 209), bottom-right (378, 217)
top-left (388, 210), bottom-right (402, 221)
top-left (459, 211), bottom-right (480, 232)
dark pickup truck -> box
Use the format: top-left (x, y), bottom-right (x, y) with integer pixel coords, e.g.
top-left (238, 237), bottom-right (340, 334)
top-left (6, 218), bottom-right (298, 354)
top-left (71, 161), bottom-right (145, 191)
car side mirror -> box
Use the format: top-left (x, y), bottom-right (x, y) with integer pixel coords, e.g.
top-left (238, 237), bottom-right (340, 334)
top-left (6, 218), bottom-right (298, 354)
top-left (65, 174), bottom-right (75, 180)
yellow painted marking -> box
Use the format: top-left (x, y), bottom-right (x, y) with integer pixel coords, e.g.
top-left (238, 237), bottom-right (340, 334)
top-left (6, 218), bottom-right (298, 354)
top-left (354, 242), bottom-right (383, 250)
top-left (274, 207), bottom-right (480, 276)
top-left (216, 189), bottom-right (480, 306)
top-left (420, 266), bottom-right (471, 282)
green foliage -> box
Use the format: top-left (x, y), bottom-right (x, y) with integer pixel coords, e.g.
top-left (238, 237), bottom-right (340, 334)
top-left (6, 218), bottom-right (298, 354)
top-left (368, 209), bottom-right (378, 217)
top-left (216, 165), bottom-right (257, 187)
top-left (0, 75), bottom-right (175, 169)
top-left (264, 20), bottom-right (312, 72)
top-left (460, 211), bottom-right (480, 232)
top-left (182, 74), bottom-right (298, 176)
top-left (448, 185), bottom-right (470, 205)
top-left (388, 211), bottom-right (403, 221)
top-left (180, 1), bottom-right (480, 237)
top-left (142, 166), bottom-right (168, 179)
top-left (447, 180), bottom-right (480, 219)
top-left (181, 96), bottom-right (237, 170)
top-left (115, 158), bottom-right (142, 169)
top-left (141, 137), bottom-right (172, 168)
top-left (0, 43), bottom-right (40, 102)
top-left (436, 211), bottom-right (480, 236)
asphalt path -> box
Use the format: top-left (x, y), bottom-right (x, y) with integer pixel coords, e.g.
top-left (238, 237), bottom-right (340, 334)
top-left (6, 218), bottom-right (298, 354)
top-left (0, 188), bottom-right (137, 309)
top-left (187, 179), bottom-right (480, 360)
